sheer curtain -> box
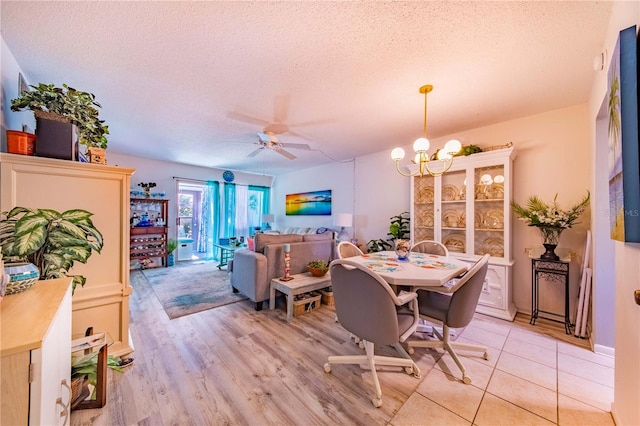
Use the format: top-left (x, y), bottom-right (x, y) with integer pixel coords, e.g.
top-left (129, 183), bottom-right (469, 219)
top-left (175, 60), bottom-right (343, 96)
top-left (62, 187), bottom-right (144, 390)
top-left (249, 185), bottom-right (271, 229)
top-left (196, 180), bottom-right (220, 258)
top-left (223, 182), bottom-right (236, 238)
top-left (223, 182), bottom-right (271, 239)
top-left (234, 185), bottom-right (249, 239)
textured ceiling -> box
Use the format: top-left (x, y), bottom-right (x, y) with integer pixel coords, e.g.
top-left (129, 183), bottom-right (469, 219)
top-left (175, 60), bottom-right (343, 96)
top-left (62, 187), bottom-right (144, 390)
top-left (1, 1), bottom-right (612, 175)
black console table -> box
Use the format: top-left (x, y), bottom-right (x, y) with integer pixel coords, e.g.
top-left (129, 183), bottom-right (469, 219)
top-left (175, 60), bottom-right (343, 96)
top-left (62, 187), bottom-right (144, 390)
top-left (530, 258), bottom-right (572, 334)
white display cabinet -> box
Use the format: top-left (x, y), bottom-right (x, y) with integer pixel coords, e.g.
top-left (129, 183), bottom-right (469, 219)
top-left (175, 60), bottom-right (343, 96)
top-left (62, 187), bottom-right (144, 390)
top-left (411, 147), bottom-right (517, 320)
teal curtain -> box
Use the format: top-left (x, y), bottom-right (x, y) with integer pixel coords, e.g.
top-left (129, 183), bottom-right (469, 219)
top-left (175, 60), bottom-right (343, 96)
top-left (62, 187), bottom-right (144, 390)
top-left (224, 182), bottom-right (236, 238)
top-left (211, 181), bottom-right (220, 250)
top-left (196, 180), bottom-right (220, 258)
top-left (249, 185), bottom-right (271, 228)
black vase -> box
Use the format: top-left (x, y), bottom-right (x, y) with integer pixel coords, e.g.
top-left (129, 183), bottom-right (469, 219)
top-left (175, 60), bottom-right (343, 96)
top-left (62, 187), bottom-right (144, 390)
top-left (540, 243), bottom-right (560, 261)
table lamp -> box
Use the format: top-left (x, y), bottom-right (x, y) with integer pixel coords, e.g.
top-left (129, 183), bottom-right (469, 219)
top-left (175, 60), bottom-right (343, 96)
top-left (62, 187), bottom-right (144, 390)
top-left (334, 213), bottom-right (353, 242)
top-left (262, 214), bottom-right (275, 231)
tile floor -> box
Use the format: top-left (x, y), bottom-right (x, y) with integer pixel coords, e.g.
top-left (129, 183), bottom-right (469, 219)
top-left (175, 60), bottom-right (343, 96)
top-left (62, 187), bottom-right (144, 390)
top-left (390, 315), bottom-right (615, 425)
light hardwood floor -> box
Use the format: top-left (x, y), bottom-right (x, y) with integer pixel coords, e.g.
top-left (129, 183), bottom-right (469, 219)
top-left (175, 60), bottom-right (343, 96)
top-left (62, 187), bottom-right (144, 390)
top-left (71, 266), bottom-right (613, 425)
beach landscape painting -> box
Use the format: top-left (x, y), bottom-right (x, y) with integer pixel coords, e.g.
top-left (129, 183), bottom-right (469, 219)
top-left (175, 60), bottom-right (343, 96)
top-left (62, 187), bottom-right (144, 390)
top-left (607, 25), bottom-right (640, 242)
top-left (286, 190), bottom-right (332, 215)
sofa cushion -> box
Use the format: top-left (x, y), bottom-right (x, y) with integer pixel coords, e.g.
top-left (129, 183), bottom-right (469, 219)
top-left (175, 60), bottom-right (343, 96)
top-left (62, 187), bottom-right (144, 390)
top-left (254, 233), bottom-right (304, 253)
top-left (303, 233), bottom-right (333, 242)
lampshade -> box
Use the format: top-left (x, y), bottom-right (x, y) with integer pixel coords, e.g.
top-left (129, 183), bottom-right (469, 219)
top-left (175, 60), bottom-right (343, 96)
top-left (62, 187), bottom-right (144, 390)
top-left (262, 214), bottom-right (275, 223)
top-left (334, 213), bottom-right (353, 228)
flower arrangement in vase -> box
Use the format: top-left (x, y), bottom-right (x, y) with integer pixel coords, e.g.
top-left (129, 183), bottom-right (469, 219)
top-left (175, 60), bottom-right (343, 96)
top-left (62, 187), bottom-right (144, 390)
top-left (511, 191), bottom-right (590, 260)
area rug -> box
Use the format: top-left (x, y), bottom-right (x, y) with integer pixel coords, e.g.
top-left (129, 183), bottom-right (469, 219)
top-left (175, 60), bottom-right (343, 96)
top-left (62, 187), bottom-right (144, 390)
top-left (141, 261), bottom-right (247, 319)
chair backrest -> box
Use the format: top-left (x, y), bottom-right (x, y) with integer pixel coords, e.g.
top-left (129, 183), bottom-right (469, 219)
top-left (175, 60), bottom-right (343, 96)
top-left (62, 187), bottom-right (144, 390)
top-left (330, 259), bottom-right (402, 345)
top-left (446, 254), bottom-right (490, 328)
top-left (337, 241), bottom-right (364, 259)
top-left (411, 240), bottom-right (448, 257)
top-left (219, 238), bottom-right (229, 246)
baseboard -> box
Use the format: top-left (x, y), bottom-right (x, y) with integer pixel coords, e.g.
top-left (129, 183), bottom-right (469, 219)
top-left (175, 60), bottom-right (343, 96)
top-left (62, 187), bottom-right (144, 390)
top-left (593, 343), bottom-right (614, 358)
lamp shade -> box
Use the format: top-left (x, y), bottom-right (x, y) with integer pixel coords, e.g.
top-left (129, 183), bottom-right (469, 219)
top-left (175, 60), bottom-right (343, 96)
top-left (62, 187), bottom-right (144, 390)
top-left (334, 213), bottom-right (353, 228)
top-left (262, 214), bottom-right (275, 223)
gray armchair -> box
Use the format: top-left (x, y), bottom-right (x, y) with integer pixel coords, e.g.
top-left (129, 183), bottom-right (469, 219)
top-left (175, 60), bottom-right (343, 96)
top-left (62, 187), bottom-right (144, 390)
top-left (336, 241), bottom-right (363, 259)
top-left (406, 253), bottom-right (490, 384)
top-left (411, 240), bottom-right (449, 257)
top-left (323, 259), bottom-right (421, 407)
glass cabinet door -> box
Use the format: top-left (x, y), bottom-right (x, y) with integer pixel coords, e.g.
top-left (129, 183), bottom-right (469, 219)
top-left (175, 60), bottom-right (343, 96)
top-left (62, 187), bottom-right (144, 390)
top-left (413, 175), bottom-right (435, 242)
top-left (440, 169), bottom-right (467, 254)
top-left (473, 164), bottom-right (505, 258)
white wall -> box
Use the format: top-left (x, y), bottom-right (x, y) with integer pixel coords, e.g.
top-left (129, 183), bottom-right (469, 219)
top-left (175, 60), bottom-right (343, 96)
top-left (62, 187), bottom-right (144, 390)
top-left (108, 151), bottom-right (273, 241)
top-left (271, 160), bottom-right (356, 234)
top-left (1, 37), bottom-right (36, 150)
top-left (589, 2), bottom-right (640, 424)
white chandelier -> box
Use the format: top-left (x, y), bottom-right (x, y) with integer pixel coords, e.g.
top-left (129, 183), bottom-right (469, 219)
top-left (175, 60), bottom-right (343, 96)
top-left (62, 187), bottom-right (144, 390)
top-left (391, 85), bottom-right (462, 177)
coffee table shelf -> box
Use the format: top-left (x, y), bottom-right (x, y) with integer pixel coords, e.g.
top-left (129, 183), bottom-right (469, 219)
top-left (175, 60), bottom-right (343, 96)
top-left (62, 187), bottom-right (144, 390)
top-left (269, 272), bottom-right (332, 322)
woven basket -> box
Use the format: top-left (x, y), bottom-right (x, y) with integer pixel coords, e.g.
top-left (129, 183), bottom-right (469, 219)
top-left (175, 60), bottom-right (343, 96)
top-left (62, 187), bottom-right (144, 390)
top-left (71, 376), bottom-right (85, 401)
top-left (4, 262), bottom-right (40, 295)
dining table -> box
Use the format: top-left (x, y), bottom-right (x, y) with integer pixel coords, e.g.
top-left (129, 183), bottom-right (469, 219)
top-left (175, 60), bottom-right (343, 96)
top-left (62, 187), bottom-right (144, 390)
top-left (343, 251), bottom-right (469, 292)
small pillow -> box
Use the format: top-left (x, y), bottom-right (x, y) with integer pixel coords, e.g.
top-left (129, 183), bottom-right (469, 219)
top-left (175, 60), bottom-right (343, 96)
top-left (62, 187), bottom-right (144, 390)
top-left (247, 237), bottom-right (255, 251)
top-left (303, 233), bottom-right (333, 242)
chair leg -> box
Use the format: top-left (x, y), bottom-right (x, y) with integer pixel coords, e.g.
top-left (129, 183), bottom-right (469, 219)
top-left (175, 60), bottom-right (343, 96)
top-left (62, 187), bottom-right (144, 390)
top-left (407, 324), bottom-right (487, 385)
top-left (364, 341), bottom-right (383, 408)
top-left (324, 339), bottom-right (419, 408)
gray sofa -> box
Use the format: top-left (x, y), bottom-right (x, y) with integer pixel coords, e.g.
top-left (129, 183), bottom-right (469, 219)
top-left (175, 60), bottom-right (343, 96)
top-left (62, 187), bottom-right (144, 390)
top-left (228, 232), bottom-right (335, 310)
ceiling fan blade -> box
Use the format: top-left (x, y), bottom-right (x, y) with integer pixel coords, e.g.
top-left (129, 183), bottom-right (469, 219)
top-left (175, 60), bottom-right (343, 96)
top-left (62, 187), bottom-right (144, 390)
top-left (274, 148), bottom-right (297, 160)
top-left (289, 117), bottom-right (337, 127)
top-left (247, 147), bottom-right (264, 158)
top-left (227, 111), bottom-right (270, 126)
top-left (280, 142), bottom-right (312, 151)
top-left (273, 95), bottom-right (290, 123)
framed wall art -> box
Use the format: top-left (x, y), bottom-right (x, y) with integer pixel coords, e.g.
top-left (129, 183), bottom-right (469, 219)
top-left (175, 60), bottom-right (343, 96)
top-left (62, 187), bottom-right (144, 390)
top-left (608, 25), bottom-right (640, 242)
top-left (285, 189), bottom-right (332, 216)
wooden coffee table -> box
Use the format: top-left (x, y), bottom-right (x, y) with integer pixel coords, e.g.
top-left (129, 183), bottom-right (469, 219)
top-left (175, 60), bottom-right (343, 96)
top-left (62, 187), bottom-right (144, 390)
top-left (269, 272), bottom-right (331, 322)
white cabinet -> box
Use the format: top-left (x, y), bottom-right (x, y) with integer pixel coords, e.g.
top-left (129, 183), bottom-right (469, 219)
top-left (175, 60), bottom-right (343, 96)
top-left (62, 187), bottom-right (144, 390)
top-left (1, 278), bottom-right (72, 425)
top-left (0, 153), bottom-right (135, 356)
top-left (411, 148), bottom-right (517, 320)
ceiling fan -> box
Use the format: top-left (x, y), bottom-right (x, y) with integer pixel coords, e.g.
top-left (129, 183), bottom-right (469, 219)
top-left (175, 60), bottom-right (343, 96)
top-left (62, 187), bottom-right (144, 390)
top-left (247, 131), bottom-right (312, 160)
top-left (228, 95), bottom-right (336, 143)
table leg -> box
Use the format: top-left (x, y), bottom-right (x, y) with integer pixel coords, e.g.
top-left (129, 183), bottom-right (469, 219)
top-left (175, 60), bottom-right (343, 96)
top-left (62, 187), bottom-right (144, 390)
top-left (530, 268), bottom-right (538, 325)
top-left (269, 285), bottom-right (276, 310)
top-left (286, 290), bottom-right (294, 323)
top-left (564, 269), bottom-right (572, 334)
top-left (217, 248), bottom-right (224, 269)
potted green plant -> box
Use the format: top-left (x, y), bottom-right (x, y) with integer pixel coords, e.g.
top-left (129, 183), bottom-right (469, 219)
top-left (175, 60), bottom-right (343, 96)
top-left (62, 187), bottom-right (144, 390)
top-left (366, 211), bottom-right (411, 253)
top-left (10, 83), bottom-right (109, 161)
top-left (307, 259), bottom-right (329, 277)
top-left (71, 351), bottom-right (123, 402)
top-left (0, 207), bottom-right (104, 293)
top-left (167, 238), bottom-right (178, 266)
